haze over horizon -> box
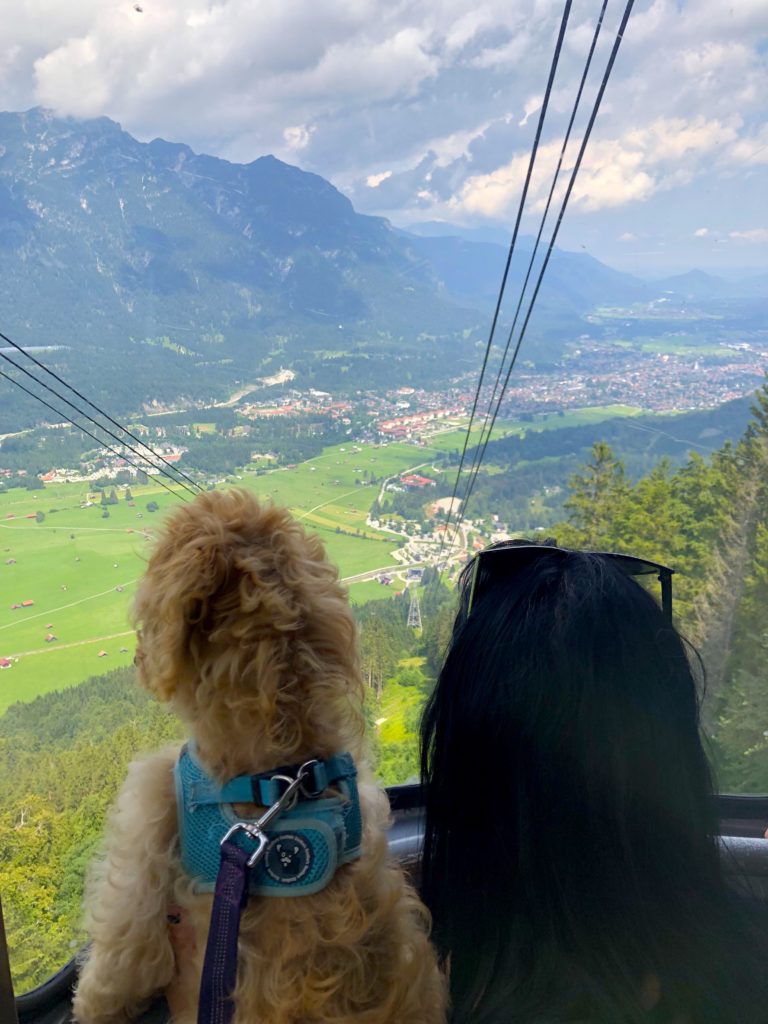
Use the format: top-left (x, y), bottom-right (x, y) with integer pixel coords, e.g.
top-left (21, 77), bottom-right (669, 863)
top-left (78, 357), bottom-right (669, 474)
top-left (0, 0), bottom-right (765, 277)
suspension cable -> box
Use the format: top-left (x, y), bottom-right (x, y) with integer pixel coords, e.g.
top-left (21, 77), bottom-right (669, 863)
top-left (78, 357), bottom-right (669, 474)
top-left (0, 367), bottom-right (190, 503)
top-left (0, 347), bottom-right (200, 499)
top-left (434, 0), bottom-right (574, 571)
top-left (458, 0), bottom-right (610, 508)
top-left (0, 328), bottom-right (203, 493)
top-left (451, 0), bottom-right (636, 545)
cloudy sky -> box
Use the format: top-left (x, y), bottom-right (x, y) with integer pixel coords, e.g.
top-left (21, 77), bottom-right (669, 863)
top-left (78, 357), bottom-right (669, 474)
top-left (1, 0), bottom-right (766, 274)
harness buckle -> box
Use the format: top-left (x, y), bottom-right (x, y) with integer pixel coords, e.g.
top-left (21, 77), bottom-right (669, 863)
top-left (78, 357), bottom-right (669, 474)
top-left (220, 761), bottom-right (318, 868)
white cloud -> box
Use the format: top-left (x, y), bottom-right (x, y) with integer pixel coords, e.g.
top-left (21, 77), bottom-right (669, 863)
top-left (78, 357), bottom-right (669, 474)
top-left (450, 115), bottom-right (745, 219)
top-left (366, 170), bottom-right (393, 188)
top-left (694, 228), bottom-right (709, 237)
top-left (471, 32), bottom-right (531, 70)
top-left (426, 119), bottom-right (494, 166)
top-left (9, 0), bottom-right (440, 156)
top-left (619, 232), bottom-right (637, 241)
top-left (729, 228), bottom-right (768, 244)
top-left (728, 126), bottom-right (768, 166)
top-left (283, 124), bottom-right (314, 151)
top-left (518, 95), bottom-right (542, 128)
top-left (443, 9), bottom-right (492, 55)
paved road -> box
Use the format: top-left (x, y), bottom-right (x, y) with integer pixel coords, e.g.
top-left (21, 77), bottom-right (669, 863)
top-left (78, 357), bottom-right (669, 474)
top-left (341, 564), bottom-right (423, 584)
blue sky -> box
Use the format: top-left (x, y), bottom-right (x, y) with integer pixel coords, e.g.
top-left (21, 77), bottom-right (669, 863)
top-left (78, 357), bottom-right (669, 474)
top-left (0, 0), bottom-right (766, 275)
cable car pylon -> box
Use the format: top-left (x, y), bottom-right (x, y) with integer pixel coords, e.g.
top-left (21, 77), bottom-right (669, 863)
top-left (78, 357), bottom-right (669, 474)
top-left (407, 585), bottom-right (422, 630)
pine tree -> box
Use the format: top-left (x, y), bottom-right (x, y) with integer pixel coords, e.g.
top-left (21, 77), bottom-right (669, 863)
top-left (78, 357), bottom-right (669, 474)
top-left (715, 483), bottom-right (768, 791)
top-left (562, 442), bottom-right (628, 549)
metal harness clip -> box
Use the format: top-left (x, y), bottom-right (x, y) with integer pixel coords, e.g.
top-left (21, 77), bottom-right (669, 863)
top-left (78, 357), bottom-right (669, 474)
top-left (220, 759), bottom-right (319, 867)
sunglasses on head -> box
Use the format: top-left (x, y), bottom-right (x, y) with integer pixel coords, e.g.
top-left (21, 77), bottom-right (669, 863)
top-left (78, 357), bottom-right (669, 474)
top-left (466, 541), bottom-right (675, 624)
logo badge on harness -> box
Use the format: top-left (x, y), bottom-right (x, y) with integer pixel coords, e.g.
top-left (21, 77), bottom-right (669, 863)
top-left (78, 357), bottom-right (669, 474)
top-left (264, 833), bottom-right (312, 884)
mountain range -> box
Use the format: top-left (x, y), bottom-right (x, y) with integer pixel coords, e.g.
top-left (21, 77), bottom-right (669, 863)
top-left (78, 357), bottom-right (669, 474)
top-left (0, 108), bottom-right (764, 426)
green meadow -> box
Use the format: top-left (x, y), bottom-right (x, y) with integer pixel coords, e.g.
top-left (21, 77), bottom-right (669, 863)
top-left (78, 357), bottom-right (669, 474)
top-left (0, 413), bottom-right (647, 713)
top-left (639, 339), bottom-right (733, 357)
top-left (424, 405), bottom-right (643, 454)
top-left (0, 440), bottom-right (441, 711)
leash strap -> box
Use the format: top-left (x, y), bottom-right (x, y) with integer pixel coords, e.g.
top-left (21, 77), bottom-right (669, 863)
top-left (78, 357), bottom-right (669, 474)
top-left (198, 841), bottom-right (250, 1024)
top-left (197, 764), bottom-right (312, 1024)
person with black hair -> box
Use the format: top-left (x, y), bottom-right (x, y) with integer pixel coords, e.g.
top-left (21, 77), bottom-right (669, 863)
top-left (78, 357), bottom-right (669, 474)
top-left (420, 542), bottom-right (768, 1024)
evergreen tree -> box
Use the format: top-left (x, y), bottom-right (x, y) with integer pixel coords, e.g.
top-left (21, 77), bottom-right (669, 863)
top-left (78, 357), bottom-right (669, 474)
top-left (561, 442), bottom-right (628, 548)
top-left (716, 520), bottom-right (768, 791)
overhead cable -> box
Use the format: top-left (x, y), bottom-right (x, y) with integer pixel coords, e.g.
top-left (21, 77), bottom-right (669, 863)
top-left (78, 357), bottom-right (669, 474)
top-left (459, 0), bottom-right (610, 507)
top-left (0, 345), bottom-right (200, 498)
top-left (451, 0), bottom-right (636, 543)
top-left (435, 0), bottom-right (574, 570)
top-left (0, 367), bottom-right (190, 503)
top-left (0, 328), bottom-right (203, 493)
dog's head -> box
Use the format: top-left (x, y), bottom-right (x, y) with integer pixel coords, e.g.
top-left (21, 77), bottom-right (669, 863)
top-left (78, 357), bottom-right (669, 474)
top-left (132, 488), bottom-right (364, 777)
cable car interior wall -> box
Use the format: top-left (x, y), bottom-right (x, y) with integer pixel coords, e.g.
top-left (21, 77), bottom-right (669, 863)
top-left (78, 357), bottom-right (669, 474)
top-left (3, 0), bottom-right (768, 1019)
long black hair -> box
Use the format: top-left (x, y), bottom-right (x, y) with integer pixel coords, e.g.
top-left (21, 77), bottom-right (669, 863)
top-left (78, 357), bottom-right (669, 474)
top-left (420, 545), bottom-right (766, 1023)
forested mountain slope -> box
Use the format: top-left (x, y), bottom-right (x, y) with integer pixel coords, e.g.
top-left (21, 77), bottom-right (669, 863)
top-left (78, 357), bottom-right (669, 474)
top-left (0, 108), bottom-right (481, 419)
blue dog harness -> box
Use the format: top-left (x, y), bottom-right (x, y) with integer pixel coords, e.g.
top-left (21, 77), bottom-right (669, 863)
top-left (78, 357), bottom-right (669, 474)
top-left (175, 743), bottom-right (363, 896)
top-left (179, 745), bottom-right (364, 1024)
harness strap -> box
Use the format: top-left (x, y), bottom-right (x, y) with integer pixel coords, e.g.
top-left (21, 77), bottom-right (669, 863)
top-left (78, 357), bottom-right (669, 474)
top-left (198, 841), bottom-right (250, 1024)
top-left (191, 753), bottom-right (356, 808)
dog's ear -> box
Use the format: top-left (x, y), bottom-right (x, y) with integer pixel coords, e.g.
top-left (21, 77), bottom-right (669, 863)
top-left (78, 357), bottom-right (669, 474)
top-left (132, 529), bottom-right (237, 701)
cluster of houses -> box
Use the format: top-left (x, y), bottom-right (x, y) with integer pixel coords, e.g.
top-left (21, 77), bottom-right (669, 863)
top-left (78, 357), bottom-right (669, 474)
top-left (387, 473), bottom-right (437, 494)
top-left (376, 407), bottom-right (460, 439)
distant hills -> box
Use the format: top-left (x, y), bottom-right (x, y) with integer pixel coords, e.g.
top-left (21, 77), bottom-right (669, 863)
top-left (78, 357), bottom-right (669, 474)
top-left (651, 268), bottom-right (768, 302)
top-left (405, 224), bottom-right (766, 310)
top-left (404, 232), bottom-right (651, 315)
top-left (0, 108), bottom-right (479, 419)
top-left (0, 108), bottom-right (764, 427)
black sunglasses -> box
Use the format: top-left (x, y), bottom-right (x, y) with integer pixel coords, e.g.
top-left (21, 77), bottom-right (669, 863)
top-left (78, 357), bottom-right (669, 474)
top-left (466, 543), bottom-right (675, 624)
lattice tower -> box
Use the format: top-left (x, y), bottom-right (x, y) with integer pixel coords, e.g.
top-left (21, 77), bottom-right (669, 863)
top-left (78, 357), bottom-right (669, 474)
top-left (407, 586), bottom-right (422, 630)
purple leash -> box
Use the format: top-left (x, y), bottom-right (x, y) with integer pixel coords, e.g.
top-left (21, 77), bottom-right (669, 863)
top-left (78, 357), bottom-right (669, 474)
top-left (198, 841), bottom-right (250, 1024)
top-left (197, 763), bottom-right (316, 1024)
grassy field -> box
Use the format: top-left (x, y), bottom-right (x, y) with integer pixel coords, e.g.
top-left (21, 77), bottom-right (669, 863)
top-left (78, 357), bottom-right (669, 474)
top-left (377, 659), bottom-right (428, 746)
top-left (0, 482), bottom-right (167, 710)
top-left (348, 579), bottom-right (401, 604)
top-left (639, 340), bottom-right (733, 357)
top-left (424, 405), bottom-right (644, 454)
top-left (423, 418), bottom-right (521, 453)
top-left (0, 407), bottom-right (650, 712)
top-left (0, 440), bottom-right (439, 712)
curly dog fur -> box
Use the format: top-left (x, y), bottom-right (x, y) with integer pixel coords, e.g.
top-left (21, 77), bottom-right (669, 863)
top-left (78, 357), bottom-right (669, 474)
top-left (73, 488), bottom-right (446, 1024)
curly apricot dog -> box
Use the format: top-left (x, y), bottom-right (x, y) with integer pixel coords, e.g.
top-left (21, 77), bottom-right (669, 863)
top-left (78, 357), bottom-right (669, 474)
top-left (73, 489), bottom-right (445, 1024)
